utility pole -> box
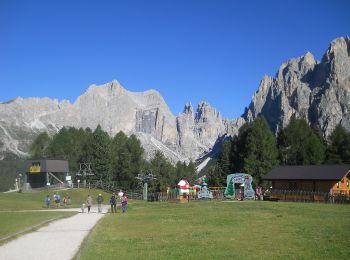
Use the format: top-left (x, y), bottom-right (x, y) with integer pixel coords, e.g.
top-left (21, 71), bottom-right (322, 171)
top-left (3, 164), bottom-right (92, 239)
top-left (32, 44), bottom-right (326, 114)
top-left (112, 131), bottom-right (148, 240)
top-left (136, 170), bottom-right (157, 200)
top-left (76, 163), bottom-right (94, 188)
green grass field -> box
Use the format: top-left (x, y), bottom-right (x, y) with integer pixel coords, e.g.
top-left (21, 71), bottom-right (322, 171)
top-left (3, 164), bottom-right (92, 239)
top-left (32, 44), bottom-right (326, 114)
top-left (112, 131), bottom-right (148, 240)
top-left (78, 200), bottom-right (350, 260)
top-left (0, 211), bottom-right (75, 245)
top-left (0, 188), bottom-right (111, 245)
top-left (0, 188), bottom-right (112, 210)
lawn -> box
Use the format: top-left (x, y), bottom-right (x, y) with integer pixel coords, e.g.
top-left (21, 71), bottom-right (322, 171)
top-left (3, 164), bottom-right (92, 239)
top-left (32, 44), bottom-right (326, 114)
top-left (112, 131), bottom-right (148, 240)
top-left (0, 188), bottom-right (111, 245)
top-left (0, 211), bottom-right (75, 245)
top-left (0, 188), bottom-right (112, 210)
top-left (78, 200), bottom-right (350, 259)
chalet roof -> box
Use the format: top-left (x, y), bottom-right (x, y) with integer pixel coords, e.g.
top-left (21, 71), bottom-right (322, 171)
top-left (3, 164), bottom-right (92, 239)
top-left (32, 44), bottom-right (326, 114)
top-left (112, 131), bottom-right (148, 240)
top-left (262, 165), bottom-right (350, 181)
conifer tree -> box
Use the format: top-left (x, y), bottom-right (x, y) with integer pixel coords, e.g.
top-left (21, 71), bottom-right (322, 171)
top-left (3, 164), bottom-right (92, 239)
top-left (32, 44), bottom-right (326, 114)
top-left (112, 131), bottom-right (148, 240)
top-left (278, 118), bottom-right (325, 165)
top-left (91, 125), bottom-right (111, 181)
top-left (326, 124), bottom-right (350, 163)
top-left (241, 117), bottom-right (279, 184)
top-left (30, 132), bottom-right (51, 158)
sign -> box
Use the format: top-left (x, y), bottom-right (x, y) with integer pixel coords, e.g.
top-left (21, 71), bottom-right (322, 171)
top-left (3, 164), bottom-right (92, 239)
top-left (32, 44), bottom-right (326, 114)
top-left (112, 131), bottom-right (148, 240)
top-left (224, 173), bottom-right (255, 199)
top-left (29, 164), bottom-right (41, 173)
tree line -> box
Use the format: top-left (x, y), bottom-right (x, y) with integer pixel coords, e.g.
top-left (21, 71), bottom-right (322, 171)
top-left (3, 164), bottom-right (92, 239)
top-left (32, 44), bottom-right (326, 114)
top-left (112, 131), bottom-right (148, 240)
top-left (205, 117), bottom-right (350, 187)
top-left (30, 126), bottom-right (196, 191)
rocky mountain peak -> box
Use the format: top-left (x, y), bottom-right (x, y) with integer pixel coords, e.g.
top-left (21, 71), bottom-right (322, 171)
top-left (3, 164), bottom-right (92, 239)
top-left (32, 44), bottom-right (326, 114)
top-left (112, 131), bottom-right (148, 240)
top-left (322, 36), bottom-right (350, 81)
top-left (302, 51), bottom-right (316, 65)
top-left (195, 101), bottom-right (221, 122)
top-left (183, 103), bottom-right (193, 116)
top-left (244, 36), bottom-right (350, 137)
top-left (1, 36), bottom-right (349, 165)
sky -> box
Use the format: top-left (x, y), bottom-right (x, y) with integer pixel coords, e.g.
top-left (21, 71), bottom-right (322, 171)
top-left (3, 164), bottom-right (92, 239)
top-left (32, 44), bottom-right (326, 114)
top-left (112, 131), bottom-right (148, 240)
top-left (0, 0), bottom-right (349, 118)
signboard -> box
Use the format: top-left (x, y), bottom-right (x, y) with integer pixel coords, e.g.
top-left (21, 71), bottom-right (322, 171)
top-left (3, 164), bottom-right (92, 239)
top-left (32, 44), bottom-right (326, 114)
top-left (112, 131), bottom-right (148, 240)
top-left (224, 173), bottom-right (255, 199)
top-left (29, 163), bottom-right (41, 173)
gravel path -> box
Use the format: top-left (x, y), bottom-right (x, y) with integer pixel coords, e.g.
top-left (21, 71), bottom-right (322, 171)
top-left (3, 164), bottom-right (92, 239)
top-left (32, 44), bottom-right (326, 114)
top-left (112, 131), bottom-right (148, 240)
top-left (0, 206), bottom-right (109, 260)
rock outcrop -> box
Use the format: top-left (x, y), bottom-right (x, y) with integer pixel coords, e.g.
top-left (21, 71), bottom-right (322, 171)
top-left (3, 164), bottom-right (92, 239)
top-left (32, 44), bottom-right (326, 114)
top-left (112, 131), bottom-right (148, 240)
top-left (0, 81), bottom-right (239, 163)
top-left (244, 36), bottom-right (350, 136)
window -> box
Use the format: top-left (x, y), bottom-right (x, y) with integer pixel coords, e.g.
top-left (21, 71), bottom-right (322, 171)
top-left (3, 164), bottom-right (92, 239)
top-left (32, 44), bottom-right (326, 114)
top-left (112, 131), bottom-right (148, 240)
top-left (288, 181), bottom-right (297, 190)
top-left (336, 182), bottom-right (339, 188)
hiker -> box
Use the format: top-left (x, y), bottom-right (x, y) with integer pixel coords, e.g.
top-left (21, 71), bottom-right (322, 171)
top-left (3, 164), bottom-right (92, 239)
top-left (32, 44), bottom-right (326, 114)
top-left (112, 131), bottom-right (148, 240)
top-left (63, 194), bottom-right (69, 207)
top-left (45, 195), bottom-right (51, 208)
top-left (121, 194), bottom-right (128, 213)
top-left (86, 195), bottom-right (92, 213)
top-left (53, 193), bottom-right (60, 208)
top-left (110, 193), bottom-right (117, 213)
top-left (97, 193), bottom-right (104, 213)
top-left (56, 193), bottom-right (61, 207)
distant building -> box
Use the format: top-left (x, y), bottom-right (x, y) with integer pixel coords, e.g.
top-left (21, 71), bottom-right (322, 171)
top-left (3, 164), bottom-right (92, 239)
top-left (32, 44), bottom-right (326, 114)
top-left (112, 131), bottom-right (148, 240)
top-left (263, 165), bottom-right (350, 195)
top-left (24, 159), bottom-right (69, 189)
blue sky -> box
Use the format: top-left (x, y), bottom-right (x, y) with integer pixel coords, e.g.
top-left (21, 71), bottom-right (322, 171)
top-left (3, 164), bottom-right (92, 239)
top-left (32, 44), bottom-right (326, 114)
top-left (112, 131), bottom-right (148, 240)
top-left (0, 0), bottom-right (349, 118)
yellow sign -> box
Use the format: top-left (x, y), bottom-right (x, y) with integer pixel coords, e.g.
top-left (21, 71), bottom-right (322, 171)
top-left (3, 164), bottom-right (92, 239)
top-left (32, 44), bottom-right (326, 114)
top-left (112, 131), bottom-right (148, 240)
top-left (29, 165), bottom-right (41, 173)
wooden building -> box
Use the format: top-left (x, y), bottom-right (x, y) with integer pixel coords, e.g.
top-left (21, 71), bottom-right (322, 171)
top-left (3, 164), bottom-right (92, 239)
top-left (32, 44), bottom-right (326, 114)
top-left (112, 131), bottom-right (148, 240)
top-left (263, 165), bottom-right (350, 195)
top-left (24, 159), bottom-right (69, 189)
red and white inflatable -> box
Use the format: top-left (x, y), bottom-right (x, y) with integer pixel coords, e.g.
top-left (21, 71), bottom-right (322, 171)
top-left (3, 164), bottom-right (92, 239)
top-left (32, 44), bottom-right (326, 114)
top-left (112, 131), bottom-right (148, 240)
top-left (177, 179), bottom-right (190, 194)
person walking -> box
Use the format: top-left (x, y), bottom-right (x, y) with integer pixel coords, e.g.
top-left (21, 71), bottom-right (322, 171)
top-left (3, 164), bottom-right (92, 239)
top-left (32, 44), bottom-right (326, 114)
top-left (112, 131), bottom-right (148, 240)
top-left (45, 195), bottom-right (51, 208)
top-left (56, 193), bottom-right (61, 207)
top-left (53, 193), bottom-right (58, 208)
top-left (97, 193), bottom-right (104, 213)
top-left (63, 194), bottom-right (68, 208)
top-left (86, 195), bottom-right (92, 213)
top-left (109, 193), bottom-right (117, 213)
top-left (121, 194), bottom-right (128, 213)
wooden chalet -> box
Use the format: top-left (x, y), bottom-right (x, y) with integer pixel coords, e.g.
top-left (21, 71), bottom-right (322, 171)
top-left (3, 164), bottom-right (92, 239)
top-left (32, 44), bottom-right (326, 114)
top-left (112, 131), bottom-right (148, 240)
top-left (263, 165), bottom-right (350, 195)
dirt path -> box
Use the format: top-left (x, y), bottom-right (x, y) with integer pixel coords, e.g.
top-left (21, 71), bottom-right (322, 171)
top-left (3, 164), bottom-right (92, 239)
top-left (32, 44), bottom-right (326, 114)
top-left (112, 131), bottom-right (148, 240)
top-left (0, 206), bottom-right (109, 260)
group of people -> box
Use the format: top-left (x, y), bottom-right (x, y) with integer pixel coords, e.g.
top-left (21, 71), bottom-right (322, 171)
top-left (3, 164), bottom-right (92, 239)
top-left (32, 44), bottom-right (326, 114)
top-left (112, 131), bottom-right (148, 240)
top-left (45, 193), bottom-right (71, 208)
top-left (83, 192), bottom-right (128, 214)
top-left (109, 192), bottom-right (128, 213)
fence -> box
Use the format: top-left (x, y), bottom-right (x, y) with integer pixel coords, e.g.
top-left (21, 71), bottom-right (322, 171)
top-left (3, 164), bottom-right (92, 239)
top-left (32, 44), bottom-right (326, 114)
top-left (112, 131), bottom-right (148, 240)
top-left (146, 190), bottom-right (225, 202)
top-left (269, 189), bottom-right (350, 204)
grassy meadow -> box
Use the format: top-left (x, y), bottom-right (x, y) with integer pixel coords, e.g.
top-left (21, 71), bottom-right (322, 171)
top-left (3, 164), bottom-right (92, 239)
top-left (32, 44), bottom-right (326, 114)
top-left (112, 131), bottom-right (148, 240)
top-left (78, 200), bottom-right (350, 260)
top-left (0, 188), bottom-right (112, 210)
top-left (0, 188), bottom-right (111, 244)
top-left (0, 211), bottom-right (75, 245)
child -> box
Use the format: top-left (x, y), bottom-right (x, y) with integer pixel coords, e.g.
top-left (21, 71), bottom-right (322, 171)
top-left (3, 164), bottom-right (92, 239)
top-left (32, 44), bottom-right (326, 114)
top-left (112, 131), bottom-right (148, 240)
top-left (45, 195), bottom-right (51, 208)
top-left (86, 195), bottom-right (92, 213)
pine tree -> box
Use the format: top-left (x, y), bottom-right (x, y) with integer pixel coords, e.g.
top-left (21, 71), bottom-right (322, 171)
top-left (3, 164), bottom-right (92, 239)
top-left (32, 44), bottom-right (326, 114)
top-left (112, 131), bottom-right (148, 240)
top-left (278, 118), bottom-right (325, 165)
top-left (217, 140), bottom-right (232, 174)
top-left (30, 132), bottom-right (51, 158)
top-left (242, 117), bottom-right (279, 184)
top-left (326, 124), bottom-right (350, 163)
top-left (91, 125), bottom-right (111, 181)
top-left (110, 131), bottom-right (129, 186)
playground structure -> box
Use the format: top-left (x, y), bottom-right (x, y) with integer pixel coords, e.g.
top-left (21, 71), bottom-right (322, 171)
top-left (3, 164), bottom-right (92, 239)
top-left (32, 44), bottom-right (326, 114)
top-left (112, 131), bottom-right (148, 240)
top-left (197, 180), bottom-right (213, 199)
top-left (224, 173), bottom-right (255, 199)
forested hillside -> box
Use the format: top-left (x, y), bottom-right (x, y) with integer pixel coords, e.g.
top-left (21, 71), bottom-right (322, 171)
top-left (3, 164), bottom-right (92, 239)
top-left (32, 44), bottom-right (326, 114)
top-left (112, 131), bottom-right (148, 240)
top-left (205, 117), bottom-right (350, 187)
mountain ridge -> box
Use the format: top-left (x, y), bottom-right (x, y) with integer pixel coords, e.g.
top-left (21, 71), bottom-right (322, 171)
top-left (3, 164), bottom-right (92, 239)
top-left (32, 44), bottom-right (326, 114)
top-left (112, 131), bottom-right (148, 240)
top-left (1, 36), bottom-right (349, 164)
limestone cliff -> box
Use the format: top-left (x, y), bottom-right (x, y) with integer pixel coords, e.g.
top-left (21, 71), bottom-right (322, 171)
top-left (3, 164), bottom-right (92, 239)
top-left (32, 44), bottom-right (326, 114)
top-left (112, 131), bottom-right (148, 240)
top-left (244, 36), bottom-right (350, 136)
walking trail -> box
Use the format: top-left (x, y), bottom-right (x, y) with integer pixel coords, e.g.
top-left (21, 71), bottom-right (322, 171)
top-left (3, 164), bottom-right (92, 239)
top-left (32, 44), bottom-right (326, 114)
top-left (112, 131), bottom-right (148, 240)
top-left (0, 205), bottom-right (109, 260)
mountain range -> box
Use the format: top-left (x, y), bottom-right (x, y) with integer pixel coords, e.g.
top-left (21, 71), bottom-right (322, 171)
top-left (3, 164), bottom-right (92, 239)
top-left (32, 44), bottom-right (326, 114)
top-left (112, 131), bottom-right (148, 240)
top-left (0, 36), bottom-right (349, 166)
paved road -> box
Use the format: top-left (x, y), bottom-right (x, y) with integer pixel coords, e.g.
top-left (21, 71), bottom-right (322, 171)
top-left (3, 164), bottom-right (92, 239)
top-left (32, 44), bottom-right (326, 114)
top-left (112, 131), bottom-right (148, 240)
top-left (0, 206), bottom-right (109, 260)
